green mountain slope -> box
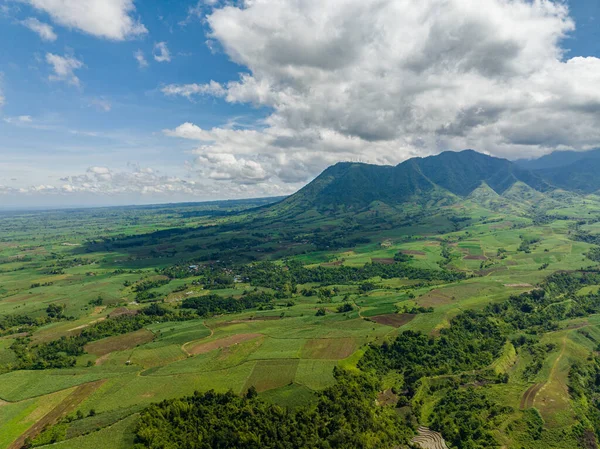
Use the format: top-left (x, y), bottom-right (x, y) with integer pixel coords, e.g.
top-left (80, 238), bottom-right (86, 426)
top-left (537, 157), bottom-right (600, 194)
top-left (272, 150), bottom-right (550, 215)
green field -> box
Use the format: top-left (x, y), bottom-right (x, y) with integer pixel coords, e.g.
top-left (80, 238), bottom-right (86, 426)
top-left (2, 192), bottom-right (600, 448)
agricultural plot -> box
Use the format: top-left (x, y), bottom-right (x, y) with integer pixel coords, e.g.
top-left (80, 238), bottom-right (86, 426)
top-left (2, 195), bottom-right (600, 448)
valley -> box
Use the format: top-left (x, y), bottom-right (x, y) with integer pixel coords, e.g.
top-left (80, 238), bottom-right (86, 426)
top-left (2, 151), bottom-right (600, 448)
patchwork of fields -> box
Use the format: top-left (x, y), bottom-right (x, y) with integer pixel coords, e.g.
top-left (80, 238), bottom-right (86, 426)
top-left (2, 195), bottom-right (600, 448)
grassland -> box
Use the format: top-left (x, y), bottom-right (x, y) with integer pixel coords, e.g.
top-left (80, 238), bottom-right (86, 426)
top-left (2, 193), bottom-right (600, 448)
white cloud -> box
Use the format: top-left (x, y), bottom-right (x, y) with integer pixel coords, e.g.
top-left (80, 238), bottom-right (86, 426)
top-left (21, 17), bottom-right (57, 41)
top-left (163, 0), bottom-right (600, 186)
top-left (162, 81), bottom-right (225, 99)
top-left (179, 0), bottom-right (218, 26)
top-left (46, 53), bottom-right (84, 86)
top-left (21, 0), bottom-right (147, 40)
top-left (89, 97), bottom-right (111, 112)
top-left (4, 115), bottom-right (33, 124)
top-left (134, 49), bottom-right (148, 68)
top-left (4, 164), bottom-right (289, 197)
top-left (153, 42), bottom-right (171, 63)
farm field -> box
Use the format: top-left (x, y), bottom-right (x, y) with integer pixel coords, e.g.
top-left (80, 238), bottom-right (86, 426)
top-left (2, 191), bottom-right (600, 449)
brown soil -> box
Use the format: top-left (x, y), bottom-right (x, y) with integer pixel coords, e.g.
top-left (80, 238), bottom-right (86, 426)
top-left (8, 380), bottom-right (105, 449)
top-left (108, 307), bottom-right (139, 318)
top-left (504, 283), bottom-right (533, 288)
top-left (84, 328), bottom-right (154, 356)
top-left (371, 258), bottom-right (395, 264)
top-left (401, 250), bottom-right (427, 255)
top-left (464, 255), bottom-right (487, 260)
top-left (583, 429), bottom-right (599, 449)
top-left (302, 338), bottom-right (356, 360)
top-left (229, 316), bottom-right (282, 323)
top-left (418, 290), bottom-right (453, 307)
top-left (68, 317), bottom-right (106, 333)
top-left (94, 353), bottom-right (111, 366)
top-left (0, 332), bottom-right (27, 339)
top-left (520, 382), bottom-right (545, 409)
top-left (370, 313), bottom-right (416, 328)
top-left (187, 333), bottom-right (263, 355)
top-left (377, 389), bottom-right (398, 406)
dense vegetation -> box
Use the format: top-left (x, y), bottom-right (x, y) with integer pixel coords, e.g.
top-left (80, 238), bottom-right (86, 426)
top-left (181, 291), bottom-right (277, 316)
top-left (134, 369), bottom-right (411, 449)
top-left (241, 260), bottom-right (466, 290)
top-left (359, 311), bottom-right (505, 392)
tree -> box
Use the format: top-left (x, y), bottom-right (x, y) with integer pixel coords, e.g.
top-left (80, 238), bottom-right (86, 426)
top-left (337, 303), bottom-right (354, 313)
top-left (246, 386), bottom-right (258, 399)
top-left (46, 304), bottom-right (65, 319)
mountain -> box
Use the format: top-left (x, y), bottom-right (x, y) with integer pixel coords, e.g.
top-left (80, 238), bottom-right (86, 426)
top-left (537, 157), bottom-right (600, 194)
top-left (515, 148), bottom-right (600, 170)
top-left (273, 150), bottom-right (550, 214)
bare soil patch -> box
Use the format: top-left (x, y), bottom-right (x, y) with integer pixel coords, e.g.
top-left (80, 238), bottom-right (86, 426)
top-left (84, 328), bottom-right (154, 357)
top-left (187, 333), bottom-right (263, 355)
top-left (302, 338), bottom-right (356, 360)
top-left (236, 316), bottom-right (282, 322)
top-left (371, 258), bottom-right (395, 264)
top-left (377, 389), bottom-right (398, 406)
top-left (418, 290), bottom-right (454, 307)
top-left (401, 250), bottom-right (426, 255)
top-left (108, 307), bottom-right (139, 318)
top-left (504, 283), bottom-right (533, 288)
top-left (520, 382), bottom-right (545, 409)
top-left (68, 317), bottom-right (106, 333)
top-left (94, 353), bottom-right (111, 366)
top-left (370, 313), bottom-right (416, 328)
top-left (464, 255), bottom-right (487, 260)
top-left (92, 306), bottom-right (106, 315)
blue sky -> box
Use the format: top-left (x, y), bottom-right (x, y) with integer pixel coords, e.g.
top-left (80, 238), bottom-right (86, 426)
top-left (0, 0), bottom-right (599, 207)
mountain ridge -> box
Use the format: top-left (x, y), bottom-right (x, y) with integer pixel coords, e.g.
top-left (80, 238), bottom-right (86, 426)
top-left (273, 150), bottom-right (554, 215)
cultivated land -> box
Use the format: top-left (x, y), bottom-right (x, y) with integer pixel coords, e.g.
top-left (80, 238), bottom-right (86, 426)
top-left (3, 155), bottom-right (600, 448)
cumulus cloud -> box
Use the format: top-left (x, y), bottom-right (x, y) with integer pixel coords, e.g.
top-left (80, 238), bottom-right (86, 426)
top-left (0, 164), bottom-right (298, 199)
top-left (163, 0), bottom-right (600, 186)
top-left (21, 0), bottom-right (147, 40)
top-left (46, 53), bottom-right (84, 87)
top-left (134, 49), bottom-right (148, 68)
top-left (153, 42), bottom-right (171, 63)
top-left (21, 17), bottom-right (57, 41)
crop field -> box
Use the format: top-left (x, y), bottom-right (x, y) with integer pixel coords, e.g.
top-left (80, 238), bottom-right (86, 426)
top-left (2, 194), bottom-right (600, 448)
